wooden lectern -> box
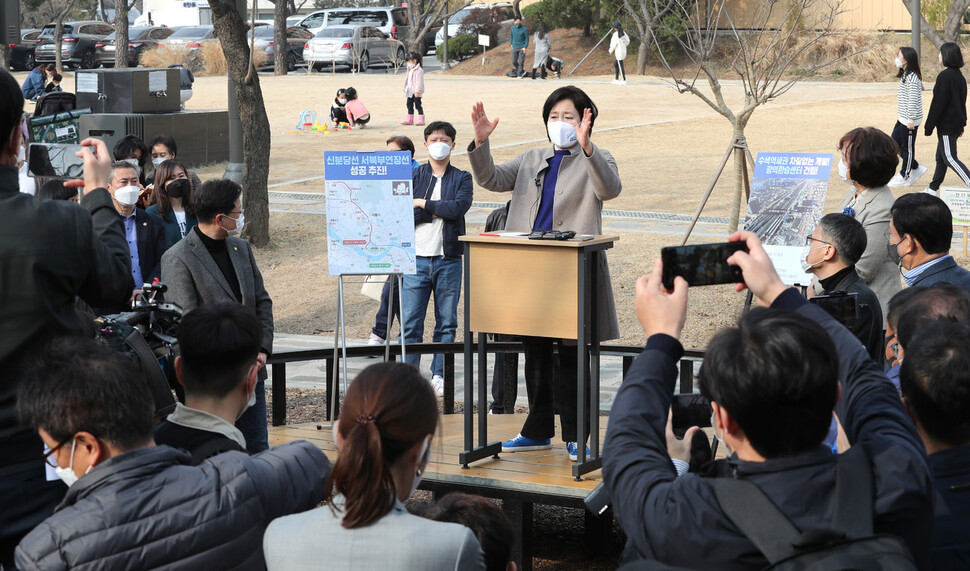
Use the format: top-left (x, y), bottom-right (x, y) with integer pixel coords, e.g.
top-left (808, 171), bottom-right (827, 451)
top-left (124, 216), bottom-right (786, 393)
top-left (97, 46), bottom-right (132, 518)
top-left (458, 234), bottom-right (618, 479)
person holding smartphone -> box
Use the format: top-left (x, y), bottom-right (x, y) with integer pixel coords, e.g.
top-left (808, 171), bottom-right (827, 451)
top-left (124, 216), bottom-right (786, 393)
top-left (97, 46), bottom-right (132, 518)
top-left (467, 86), bottom-right (622, 461)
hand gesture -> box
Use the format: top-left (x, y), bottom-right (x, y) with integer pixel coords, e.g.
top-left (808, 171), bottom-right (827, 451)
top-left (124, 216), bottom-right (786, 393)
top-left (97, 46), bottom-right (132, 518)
top-left (725, 231), bottom-right (788, 306)
top-left (665, 410), bottom-right (700, 464)
top-left (66, 138), bottom-right (112, 195)
top-left (635, 259), bottom-right (688, 340)
top-left (471, 102), bottom-right (499, 147)
top-left (577, 108), bottom-right (594, 156)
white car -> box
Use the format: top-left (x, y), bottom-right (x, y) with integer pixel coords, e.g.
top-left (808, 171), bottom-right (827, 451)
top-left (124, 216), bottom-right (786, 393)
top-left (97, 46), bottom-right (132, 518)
top-left (303, 25), bottom-right (406, 72)
top-left (296, 7), bottom-right (410, 42)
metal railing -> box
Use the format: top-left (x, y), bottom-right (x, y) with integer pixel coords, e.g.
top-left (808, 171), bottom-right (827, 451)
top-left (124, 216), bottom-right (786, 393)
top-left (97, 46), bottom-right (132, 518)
top-left (267, 342), bottom-right (705, 426)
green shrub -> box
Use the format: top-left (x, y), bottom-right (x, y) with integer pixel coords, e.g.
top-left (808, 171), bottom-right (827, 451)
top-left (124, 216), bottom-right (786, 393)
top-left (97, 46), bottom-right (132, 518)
top-left (435, 34), bottom-right (480, 62)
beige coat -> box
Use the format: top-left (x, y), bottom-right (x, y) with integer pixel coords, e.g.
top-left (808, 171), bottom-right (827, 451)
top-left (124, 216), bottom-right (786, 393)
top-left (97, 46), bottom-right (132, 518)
top-left (467, 138), bottom-right (622, 340)
top-left (838, 185), bottom-right (902, 324)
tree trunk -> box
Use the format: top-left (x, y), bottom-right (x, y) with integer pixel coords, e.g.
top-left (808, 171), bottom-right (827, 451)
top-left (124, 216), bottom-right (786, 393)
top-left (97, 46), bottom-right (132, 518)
top-left (115, 2), bottom-right (130, 68)
top-left (209, 0), bottom-right (272, 247)
top-left (273, 0), bottom-right (289, 75)
top-left (635, 27), bottom-right (650, 75)
top-left (901, 0), bottom-right (944, 49)
top-left (943, 1), bottom-right (970, 42)
top-left (54, 17), bottom-right (65, 73)
top-left (727, 128), bottom-right (748, 233)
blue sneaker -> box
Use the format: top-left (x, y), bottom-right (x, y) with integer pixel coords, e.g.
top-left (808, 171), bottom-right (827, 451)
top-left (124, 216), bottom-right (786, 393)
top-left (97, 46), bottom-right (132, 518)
top-left (502, 433), bottom-right (552, 452)
top-left (566, 442), bottom-right (591, 462)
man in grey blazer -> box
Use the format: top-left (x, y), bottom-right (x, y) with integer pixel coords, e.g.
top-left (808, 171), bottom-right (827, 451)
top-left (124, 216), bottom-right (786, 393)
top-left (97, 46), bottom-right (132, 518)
top-left (890, 192), bottom-right (970, 293)
top-left (161, 179), bottom-right (273, 453)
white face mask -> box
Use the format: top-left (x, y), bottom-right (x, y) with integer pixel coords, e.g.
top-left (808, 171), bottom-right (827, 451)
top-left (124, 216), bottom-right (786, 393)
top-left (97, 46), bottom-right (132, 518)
top-left (547, 121), bottom-right (578, 148)
top-left (837, 158), bottom-right (849, 182)
top-left (894, 57), bottom-right (904, 68)
top-left (408, 436), bottom-right (431, 498)
top-left (54, 439), bottom-right (90, 487)
top-left (407, 62), bottom-right (415, 69)
top-left (112, 185), bottom-right (141, 207)
top-left (800, 243), bottom-right (826, 273)
top-left (337, 98), bottom-right (347, 105)
top-left (711, 411), bottom-right (728, 452)
top-left (222, 212), bottom-right (245, 236)
top-left (427, 141), bottom-right (452, 161)
top-left (152, 157), bottom-right (166, 167)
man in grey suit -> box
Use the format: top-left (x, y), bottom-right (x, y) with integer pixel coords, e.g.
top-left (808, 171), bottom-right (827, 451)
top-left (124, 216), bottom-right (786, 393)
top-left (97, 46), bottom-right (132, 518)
top-left (161, 179), bottom-right (273, 453)
top-left (890, 193), bottom-right (970, 293)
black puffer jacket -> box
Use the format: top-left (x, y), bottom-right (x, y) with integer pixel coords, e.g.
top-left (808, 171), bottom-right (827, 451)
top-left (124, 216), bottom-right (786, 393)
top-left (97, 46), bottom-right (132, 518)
top-left (15, 443), bottom-right (331, 570)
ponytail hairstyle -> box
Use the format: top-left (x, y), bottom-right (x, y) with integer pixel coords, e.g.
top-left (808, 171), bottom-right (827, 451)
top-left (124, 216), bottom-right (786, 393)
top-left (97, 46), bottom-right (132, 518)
top-left (897, 46), bottom-right (922, 81)
top-left (326, 362), bottom-right (438, 528)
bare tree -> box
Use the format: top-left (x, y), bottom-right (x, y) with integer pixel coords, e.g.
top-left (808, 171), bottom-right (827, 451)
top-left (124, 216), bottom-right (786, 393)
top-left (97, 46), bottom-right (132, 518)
top-left (902, 0), bottom-right (970, 49)
top-left (52, 0), bottom-right (79, 73)
top-left (651, 0), bottom-right (868, 234)
top-left (623, 0), bottom-right (679, 75)
top-left (209, 0), bottom-right (272, 247)
top-left (407, 0), bottom-right (473, 54)
top-left (271, 0), bottom-right (289, 75)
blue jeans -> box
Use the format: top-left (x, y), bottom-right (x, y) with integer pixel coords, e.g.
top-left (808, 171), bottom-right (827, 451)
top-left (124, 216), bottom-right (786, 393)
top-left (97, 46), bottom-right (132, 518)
top-left (234, 380), bottom-right (268, 453)
top-left (403, 255), bottom-right (462, 378)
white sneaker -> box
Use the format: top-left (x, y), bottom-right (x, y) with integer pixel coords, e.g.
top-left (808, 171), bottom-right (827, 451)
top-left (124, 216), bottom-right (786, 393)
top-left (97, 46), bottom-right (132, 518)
top-left (906, 165), bottom-right (929, 186)
top-left (367, 333), bottom-right (384, 345)
top-left (887, 173), bottom-right (908, 187)
top-left (610, 79), bottom-right (619, 84)
top-left (430, 375), bottom-right (444, 397)
top-left (921, 187), bottom-right (939, 196)
top-left (618, 80), bottom-right (627, 85)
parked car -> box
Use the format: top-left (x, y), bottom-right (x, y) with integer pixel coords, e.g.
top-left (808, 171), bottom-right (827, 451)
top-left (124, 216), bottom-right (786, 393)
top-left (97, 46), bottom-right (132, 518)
top-left (297, 7), bottom-right (409, 42)
top-left (159, 24), bottom-right (216, 69)
top-left (96, 26), bottom-right (177, 67)
top-left (303, 25), bottom-right (406, 72)
top-left (252, 25), bottom-right (314, 70)
top-left (34, 21), bottom-right (115, 69)
top-left (7, 29), bottom-right (41, 71)
top-left (434, 3), bottom-right (514, 47)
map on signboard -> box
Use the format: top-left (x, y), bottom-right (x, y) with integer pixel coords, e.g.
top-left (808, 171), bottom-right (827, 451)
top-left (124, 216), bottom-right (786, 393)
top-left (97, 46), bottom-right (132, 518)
top-left (324, 151), bottom-right (416, 276)
top-left (745, 152), bottom-right (833, 285)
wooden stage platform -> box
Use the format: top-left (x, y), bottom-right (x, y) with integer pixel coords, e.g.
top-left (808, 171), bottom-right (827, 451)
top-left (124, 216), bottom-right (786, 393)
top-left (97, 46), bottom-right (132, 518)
top-left (268, 413), bottom-right (609, 570)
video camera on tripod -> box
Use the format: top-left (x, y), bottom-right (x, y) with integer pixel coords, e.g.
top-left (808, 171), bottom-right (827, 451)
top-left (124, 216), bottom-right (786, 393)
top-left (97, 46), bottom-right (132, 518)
top-left (96, 281), bottom-right (183, 420)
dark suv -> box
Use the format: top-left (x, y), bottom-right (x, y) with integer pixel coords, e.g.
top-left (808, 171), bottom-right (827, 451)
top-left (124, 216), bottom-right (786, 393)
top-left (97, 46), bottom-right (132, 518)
top-left (35, 21), bottom-right (115, 69)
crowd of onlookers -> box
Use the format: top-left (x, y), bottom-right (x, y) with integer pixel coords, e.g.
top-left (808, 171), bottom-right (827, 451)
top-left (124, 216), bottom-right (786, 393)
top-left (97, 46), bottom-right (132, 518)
top-left (3, 45), bottom-right (970, 571)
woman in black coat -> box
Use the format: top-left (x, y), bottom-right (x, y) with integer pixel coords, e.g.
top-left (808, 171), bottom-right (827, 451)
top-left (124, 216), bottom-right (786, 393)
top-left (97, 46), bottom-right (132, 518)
top-left (924, 42), bottom-right (970, 195)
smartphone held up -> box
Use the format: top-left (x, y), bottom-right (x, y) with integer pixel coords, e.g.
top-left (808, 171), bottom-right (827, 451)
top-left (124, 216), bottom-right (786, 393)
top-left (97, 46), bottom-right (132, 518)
top-left (661, 242), bottom-right (749, 291)
top-left (27, 143), bottom-right (84, 179)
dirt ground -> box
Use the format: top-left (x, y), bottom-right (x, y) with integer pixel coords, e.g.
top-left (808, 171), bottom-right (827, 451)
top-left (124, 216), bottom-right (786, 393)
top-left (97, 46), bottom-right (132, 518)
top-left (18, 65), bottom-right (970, 349)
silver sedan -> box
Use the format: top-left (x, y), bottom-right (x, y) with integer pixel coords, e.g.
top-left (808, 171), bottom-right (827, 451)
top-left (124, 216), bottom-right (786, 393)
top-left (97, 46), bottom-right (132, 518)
top-left (302, 25), bottom-right (405, 72)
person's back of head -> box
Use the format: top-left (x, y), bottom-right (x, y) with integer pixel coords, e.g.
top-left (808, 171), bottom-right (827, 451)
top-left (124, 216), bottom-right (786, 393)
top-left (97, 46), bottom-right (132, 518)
top-left (327, 362), bottom-right (438, 528)
top-left (345, 87), bottom-right (358, 101)
top-left (113, 134), bottom-right (149, 169)
top-left (17, 337), bottom-right (154, 465)
top-left (818, 213), bottom-right (866, 266)
top-left (699, 308), bottom-right (839, 458)
top-left (838, 127), bottom-right (898, 189)
top-left (896, 284), bottom-right (970, 351)
top-left (1, 69), bottom-right (25, 163)
top-left (900, 320), bottom-right (970, 450)
top-left (194, 179), bottom-right (240, 224)
top-left (421, 493), bottom-right (515, 571)
top-left (891, 193), bottom-right (953, 255)
top-left (177, 302), bottom-right (262, 401)
top-left (941, 41), bottom-right (964, 68)
top-left (36, 179), bottom-right (77, 201)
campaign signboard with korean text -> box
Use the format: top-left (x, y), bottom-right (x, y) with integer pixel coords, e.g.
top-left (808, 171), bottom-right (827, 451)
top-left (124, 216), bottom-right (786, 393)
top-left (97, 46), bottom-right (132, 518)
top-left (324, 151), bottom-right (416, 276)
top-left (745, 153), bottom-right (833, 285)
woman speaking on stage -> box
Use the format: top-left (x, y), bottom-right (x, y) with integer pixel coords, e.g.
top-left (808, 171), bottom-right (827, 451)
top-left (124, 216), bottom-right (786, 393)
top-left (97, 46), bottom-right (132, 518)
top-left (467, 86), bottom-right (622, 461)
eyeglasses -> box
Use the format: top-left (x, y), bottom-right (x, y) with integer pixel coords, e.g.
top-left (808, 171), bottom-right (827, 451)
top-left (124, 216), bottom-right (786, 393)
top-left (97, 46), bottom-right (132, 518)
top-left (805, 236), bottom-right (832, 247)
top-left (43, 440), bottom-right (67, 468)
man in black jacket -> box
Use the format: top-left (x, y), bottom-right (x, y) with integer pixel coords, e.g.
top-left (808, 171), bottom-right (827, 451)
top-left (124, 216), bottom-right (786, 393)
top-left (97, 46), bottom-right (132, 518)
top-left (805, 213), bottom-right (884, 361)
top-left (154, 302), bottom-right (261, 463)
top-left (604, 231), bottom-right (933, 570)
top-left (899, 319), bottom-right (970, 569)
top-left (15, 337), bottom-right (330, 569)
top-left (890, 192), bottom-right (970, 292)
top-left (0, 68), bottom-right (133, 567)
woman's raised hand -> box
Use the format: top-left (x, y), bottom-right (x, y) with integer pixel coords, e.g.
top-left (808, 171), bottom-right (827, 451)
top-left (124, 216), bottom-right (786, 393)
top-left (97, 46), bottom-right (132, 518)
top-left (577, 108), bottom-right (594, 155)
top-left (471, 102), bottom-right (499, 147)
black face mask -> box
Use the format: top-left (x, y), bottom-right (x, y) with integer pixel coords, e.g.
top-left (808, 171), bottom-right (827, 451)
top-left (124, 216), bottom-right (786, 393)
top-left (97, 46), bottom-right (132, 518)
top-left (165, 178), bottom-right (189, 199)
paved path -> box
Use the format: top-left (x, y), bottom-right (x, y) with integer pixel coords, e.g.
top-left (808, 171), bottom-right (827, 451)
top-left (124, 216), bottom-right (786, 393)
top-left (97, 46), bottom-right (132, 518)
top-left (270, 332), bottom-right (702, 413)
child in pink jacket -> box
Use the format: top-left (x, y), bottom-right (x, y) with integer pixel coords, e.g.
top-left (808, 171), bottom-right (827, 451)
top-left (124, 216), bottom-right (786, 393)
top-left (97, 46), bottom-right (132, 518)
top-left (401, 53), bottom-right (425, 126)
top-left (344, 86), bottom-right (370, 128)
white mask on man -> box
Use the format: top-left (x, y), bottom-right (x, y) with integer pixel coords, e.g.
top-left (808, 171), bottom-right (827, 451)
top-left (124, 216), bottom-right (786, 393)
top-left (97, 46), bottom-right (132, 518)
top-left (427, 142), bottom-right (451, 161)
top-left (113, 185), bottom-right (141, 207)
